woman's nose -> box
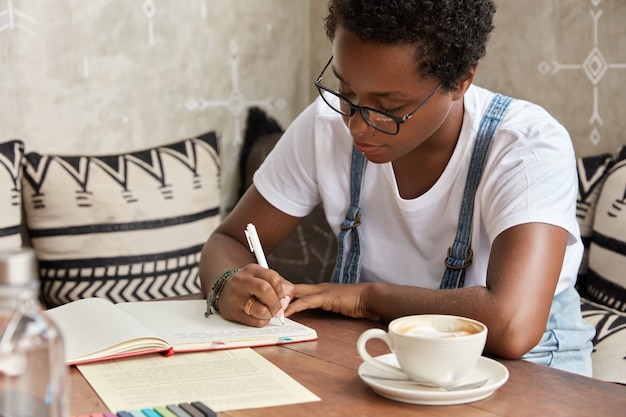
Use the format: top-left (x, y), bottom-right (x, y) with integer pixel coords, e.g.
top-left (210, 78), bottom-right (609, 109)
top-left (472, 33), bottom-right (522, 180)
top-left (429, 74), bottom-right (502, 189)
top-left (347, 110), bottom-right (369, 137)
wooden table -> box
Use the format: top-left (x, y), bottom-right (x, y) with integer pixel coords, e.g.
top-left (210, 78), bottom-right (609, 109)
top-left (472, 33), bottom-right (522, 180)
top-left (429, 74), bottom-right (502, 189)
top-left (70, 309), bottom-right (626, 417)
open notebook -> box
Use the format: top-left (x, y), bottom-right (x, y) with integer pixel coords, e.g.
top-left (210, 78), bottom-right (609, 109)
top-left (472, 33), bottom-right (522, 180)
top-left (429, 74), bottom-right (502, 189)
top-left (44, 298), bottom-right (317, 365)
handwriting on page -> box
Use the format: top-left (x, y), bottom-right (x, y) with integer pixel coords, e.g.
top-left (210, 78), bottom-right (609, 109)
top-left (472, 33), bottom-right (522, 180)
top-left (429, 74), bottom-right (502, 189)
top-left (77, 348), bottom-right (320, 412)
top-left (172, 322), bottom-right (304, 340)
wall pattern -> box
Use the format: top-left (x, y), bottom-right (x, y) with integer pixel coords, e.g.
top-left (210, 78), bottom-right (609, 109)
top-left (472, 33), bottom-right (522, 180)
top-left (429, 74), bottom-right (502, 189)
top-left (1, 0), bottom-right (624, 216)
top-left (474, 0), bottom-right (625, 157)
top-left (0, 0), bottom-right (312, 213)
top-left (535, 0), bottom-right (626, 148)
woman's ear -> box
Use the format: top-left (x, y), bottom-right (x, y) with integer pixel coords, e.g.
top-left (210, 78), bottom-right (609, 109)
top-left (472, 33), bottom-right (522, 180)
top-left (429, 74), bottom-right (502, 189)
top-left (450, 64), bottom-right (477, 100)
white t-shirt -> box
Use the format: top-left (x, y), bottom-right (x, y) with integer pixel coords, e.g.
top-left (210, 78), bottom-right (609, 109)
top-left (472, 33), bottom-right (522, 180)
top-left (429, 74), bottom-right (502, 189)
top-left (254, 84), bottom-right (582, 295)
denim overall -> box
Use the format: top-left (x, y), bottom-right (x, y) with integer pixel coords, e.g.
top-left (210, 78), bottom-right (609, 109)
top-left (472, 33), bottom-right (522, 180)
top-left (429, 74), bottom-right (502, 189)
top-left (330, 93), bottom-right (594, 375)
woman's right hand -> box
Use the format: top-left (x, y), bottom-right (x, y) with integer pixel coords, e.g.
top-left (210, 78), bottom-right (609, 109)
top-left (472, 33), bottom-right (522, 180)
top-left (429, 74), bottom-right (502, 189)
top-left (217, 264), bottom-right (295, 327)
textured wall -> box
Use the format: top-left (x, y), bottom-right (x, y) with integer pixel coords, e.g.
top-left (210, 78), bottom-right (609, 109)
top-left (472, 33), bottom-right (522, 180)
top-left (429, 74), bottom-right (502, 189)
top-left (2, 0), bottom-right (624, 215)
top-left (476, 0), bottom-right (625, 157)
top-left (0, 0), bottom-right (314, 212)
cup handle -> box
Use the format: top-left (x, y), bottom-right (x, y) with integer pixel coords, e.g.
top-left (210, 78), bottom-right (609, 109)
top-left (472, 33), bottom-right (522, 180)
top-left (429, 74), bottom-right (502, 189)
top-left (357, 328), bottom-right (408, 379)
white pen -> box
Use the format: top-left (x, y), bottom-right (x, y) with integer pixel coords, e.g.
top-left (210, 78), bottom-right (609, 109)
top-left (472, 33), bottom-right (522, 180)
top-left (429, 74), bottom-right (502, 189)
top-left (244, 223), bottom-right (286, 325)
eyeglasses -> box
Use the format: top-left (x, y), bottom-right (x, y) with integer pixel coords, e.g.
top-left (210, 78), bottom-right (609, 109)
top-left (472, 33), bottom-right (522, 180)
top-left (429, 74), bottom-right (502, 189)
top-left (314, 56), bottom-right (442, 135)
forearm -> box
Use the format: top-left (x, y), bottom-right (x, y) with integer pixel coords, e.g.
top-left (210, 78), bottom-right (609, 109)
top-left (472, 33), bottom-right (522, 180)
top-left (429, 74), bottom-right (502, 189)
top-left (198, 186), bottom-right (303, 295)
top-left (198, 231), bottom-right (256, 293)
top-left (365, 282), bottom-right (548, 359)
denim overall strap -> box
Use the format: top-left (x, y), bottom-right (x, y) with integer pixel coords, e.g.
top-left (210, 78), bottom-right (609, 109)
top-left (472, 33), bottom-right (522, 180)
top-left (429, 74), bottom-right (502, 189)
top-left (440, 93), bottom-right (513, 289)
top-left (330, 147), bottom-right (367, 284)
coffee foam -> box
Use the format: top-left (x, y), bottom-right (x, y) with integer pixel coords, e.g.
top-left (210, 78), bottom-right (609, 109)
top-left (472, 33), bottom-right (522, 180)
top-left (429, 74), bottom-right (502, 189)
top-left (396, 319), bottom-right (482, 338)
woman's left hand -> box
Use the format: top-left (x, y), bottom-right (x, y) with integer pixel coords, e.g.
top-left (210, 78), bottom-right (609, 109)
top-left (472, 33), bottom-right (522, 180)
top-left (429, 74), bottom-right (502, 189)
top-left (285, 282), bottom-right (380, 321)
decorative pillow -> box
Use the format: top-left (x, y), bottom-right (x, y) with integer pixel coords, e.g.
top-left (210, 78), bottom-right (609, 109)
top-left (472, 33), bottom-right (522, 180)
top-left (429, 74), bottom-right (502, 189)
top-left (581, 297), bottom-right (626, 384)
top-left (575, 152), bottom-right (614, 285)
top-left (241, 108), bottom-right (336, 284)
top-left (0, 139), bottom-right (25, 251)
top-left (21, 132), bottom-right (220, 308)
top-left (583, 146), bottom-right (626, 313)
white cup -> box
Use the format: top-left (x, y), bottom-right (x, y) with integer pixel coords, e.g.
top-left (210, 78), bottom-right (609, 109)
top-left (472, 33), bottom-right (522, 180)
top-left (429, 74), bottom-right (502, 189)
top-left (357, 314), bottom-right (488, 386)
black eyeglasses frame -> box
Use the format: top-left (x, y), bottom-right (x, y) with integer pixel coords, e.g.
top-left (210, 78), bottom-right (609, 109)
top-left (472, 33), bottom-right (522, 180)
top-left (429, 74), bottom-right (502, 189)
top-left (314, 56), bottom-right (442, 135)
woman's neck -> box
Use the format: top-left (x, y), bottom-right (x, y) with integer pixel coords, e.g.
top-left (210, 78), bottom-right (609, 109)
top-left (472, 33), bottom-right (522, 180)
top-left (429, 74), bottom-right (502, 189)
top-left (391, 99), bottom-right (465, 199)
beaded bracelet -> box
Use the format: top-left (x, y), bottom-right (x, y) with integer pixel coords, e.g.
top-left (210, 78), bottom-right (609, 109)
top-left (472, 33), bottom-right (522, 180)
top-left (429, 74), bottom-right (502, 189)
top-left (205, 269), bottom-right (239, 317)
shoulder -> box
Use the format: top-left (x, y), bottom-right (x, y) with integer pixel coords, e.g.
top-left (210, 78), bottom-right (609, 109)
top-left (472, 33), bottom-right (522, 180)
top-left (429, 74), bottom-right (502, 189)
top-left (252, 96), bottom-right (352, 217)
top-left (272, 95), bottom-right (353, 162)
top-left (466, 85), bottom-right (574, 160)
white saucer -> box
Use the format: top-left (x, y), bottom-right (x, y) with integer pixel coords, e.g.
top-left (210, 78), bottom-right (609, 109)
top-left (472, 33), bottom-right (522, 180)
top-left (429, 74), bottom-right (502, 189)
top-left (358, 354), bottom-right (509, 406)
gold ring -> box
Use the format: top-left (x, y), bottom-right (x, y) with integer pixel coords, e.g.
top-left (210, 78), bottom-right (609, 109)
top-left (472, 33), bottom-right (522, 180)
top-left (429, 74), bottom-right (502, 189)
top-left (244, 297), bottom-right (255, 316)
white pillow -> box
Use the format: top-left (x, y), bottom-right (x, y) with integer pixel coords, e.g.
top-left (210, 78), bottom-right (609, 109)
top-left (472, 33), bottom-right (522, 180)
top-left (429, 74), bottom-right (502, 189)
top-left (575, 152), bottom-right (614, 278)
top-left (0, 139), bottom-right (25, 251)
top-left (582, 146), bottom-right (626, 383)
top-left (585, 147), bottom-right (626, 313)
top-left (581, 297), bottom-right (626, 384)
top-left (22, 132), bottom-right (220, 307)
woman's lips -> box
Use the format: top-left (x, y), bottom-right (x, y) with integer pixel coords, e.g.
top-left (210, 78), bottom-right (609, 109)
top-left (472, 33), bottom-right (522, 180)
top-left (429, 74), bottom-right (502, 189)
top-left (353, 140), bottom-right (382, 154)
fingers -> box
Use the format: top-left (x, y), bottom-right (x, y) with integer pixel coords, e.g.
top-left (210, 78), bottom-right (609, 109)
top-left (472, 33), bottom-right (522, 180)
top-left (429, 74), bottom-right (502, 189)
top-left (242, 295), bottom-right (290, 321)
top-left (284, 285), bottom-right (329, 316)
top-left (293, 283), bottom-right (328, 297)
top-left (283, 297), bottom-right (309, 316)
top-left (243, 297), bottom-right (256, 316)
top-left (220, 264), bottom-right (292, 326)
top-left (240, 296), bottom-right (267, 327)
top-left (284, 291), bottom-right (327, 316)
top-left (285, 283), bottom-right (381, 321)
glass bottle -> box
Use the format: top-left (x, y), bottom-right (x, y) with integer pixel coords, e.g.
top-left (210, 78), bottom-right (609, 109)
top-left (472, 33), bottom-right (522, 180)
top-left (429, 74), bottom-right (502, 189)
top-left (0, 247), bottom-right (68, 417)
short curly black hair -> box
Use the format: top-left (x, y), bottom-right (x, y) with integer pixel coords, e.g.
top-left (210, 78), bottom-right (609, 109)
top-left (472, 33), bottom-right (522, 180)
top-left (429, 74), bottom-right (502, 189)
top-left (325, 0), bottom-right (496, 91)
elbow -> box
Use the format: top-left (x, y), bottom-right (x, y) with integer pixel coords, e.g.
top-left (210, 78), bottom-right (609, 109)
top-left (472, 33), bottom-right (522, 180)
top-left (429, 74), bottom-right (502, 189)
top-left (488, 336), bottom-right (537, 360)
top-left (485, 320), bottom-right (544, 360)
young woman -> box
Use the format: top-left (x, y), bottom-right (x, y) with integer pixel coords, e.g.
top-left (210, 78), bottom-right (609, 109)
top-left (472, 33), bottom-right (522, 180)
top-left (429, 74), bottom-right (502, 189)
top-left (199, 0), bottom-right (594, 375)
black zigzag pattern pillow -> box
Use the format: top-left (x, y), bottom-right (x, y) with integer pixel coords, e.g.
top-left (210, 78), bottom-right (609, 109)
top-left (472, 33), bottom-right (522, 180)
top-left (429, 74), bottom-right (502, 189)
top-left (585, 146), bottom-right (626, 313)
top-left (0, 139), bottom-right (25, 251)
top-left (575, 152), bottom-right (614, 279)
top-left (21, 132), bottom-right (220, 308)
top-left (581, 297), bottom-right (626, 384)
